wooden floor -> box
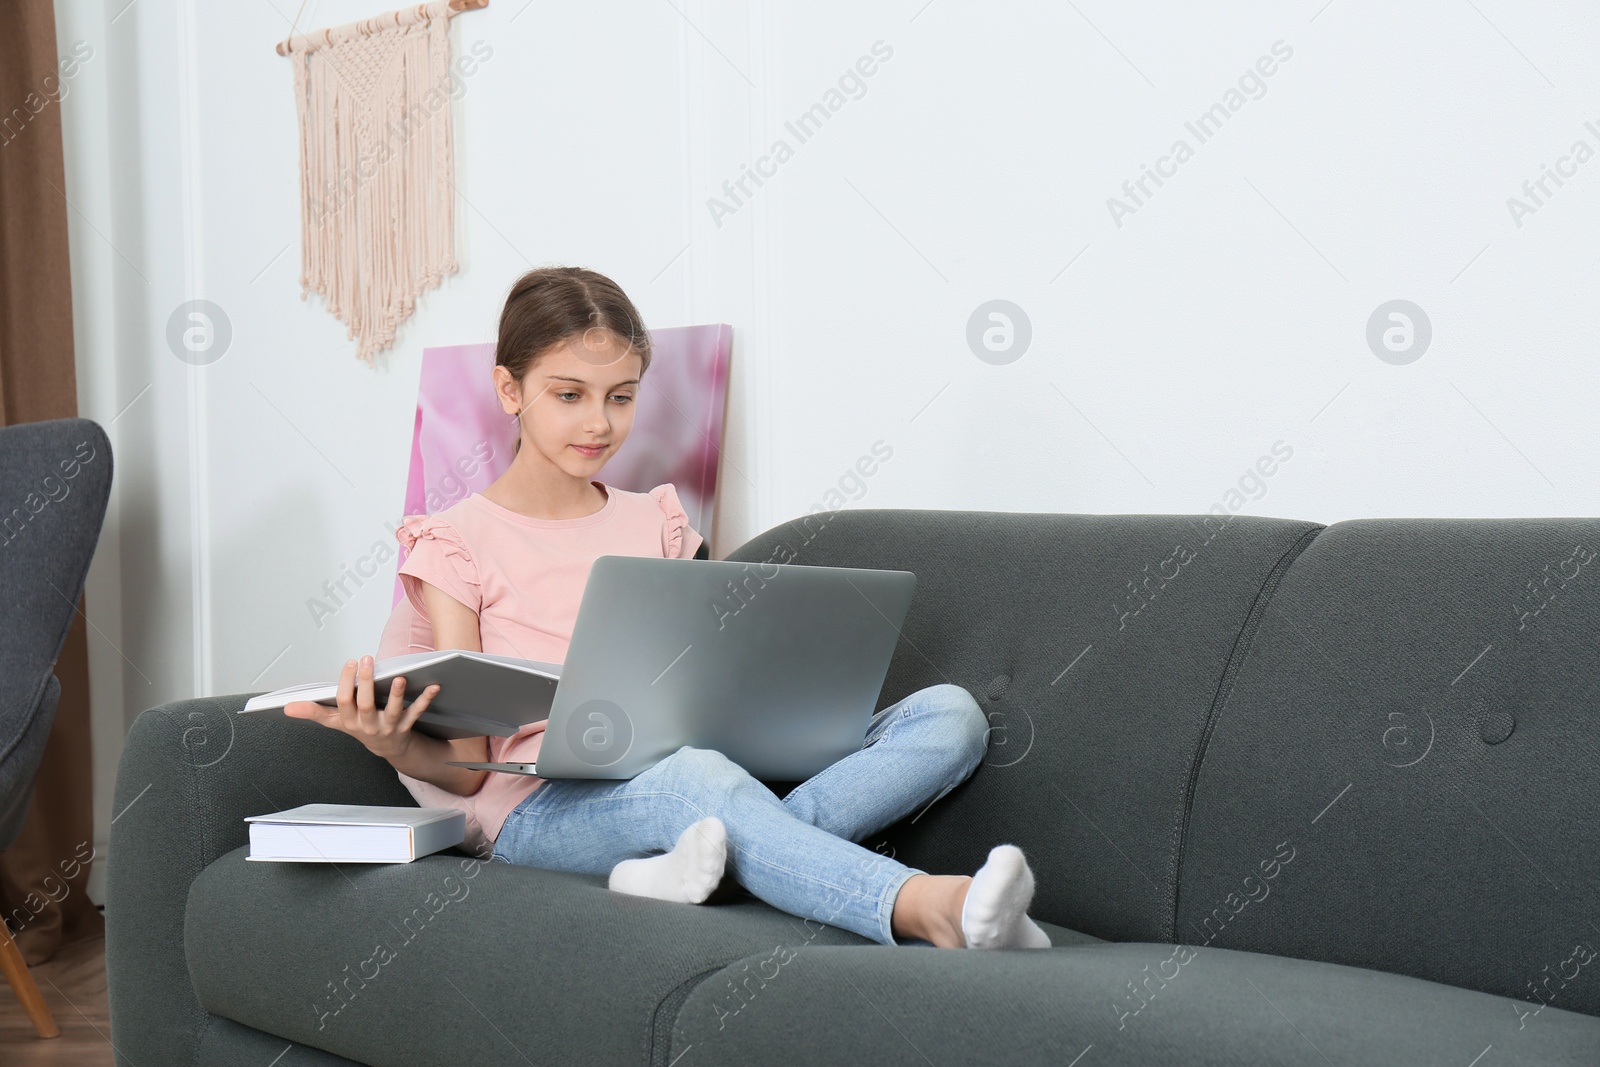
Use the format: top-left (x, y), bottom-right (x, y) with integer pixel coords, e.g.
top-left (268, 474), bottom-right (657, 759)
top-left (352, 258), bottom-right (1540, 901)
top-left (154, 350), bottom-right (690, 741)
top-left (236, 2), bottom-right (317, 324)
top-left (0, 932), bottom-right (112, 1066)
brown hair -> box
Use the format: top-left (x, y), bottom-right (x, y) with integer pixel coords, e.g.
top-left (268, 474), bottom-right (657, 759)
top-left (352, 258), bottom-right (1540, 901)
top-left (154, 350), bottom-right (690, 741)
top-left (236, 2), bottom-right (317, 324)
top-left (496, 267), bottom-right (652, 455)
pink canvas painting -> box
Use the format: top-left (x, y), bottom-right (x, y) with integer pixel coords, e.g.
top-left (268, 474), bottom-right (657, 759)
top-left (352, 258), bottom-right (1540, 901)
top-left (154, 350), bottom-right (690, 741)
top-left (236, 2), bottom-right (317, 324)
top-left (391, 323), bottom-right (731, 608)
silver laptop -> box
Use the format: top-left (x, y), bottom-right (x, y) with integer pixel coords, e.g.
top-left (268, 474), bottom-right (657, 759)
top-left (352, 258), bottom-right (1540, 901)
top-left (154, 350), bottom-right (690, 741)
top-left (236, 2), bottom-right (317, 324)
top-left (449, 554), bottom-right (916, 781)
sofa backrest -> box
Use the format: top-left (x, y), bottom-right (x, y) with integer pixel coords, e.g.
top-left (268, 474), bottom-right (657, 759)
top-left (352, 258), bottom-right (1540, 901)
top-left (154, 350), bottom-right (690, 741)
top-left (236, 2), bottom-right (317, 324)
top-left (1179, 517), bottom-right (1600, 1018)
top-left (729, 510), bottom-right (1600, 1017)
top-left (725, 507), bottom-right (1323, 945)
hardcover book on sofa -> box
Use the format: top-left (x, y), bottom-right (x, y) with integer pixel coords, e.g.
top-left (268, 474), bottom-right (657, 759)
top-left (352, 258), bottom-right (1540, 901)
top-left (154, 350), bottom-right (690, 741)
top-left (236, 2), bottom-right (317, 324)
top-left (244, 804), bottom-right (466, 863)
top-left (239, 650), bottom-right (561, 739)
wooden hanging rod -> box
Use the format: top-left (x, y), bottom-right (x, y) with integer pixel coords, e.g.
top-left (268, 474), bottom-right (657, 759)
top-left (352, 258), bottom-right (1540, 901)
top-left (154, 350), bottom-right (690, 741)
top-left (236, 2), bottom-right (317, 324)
top-left (276, 0), bottom-right (487, 57)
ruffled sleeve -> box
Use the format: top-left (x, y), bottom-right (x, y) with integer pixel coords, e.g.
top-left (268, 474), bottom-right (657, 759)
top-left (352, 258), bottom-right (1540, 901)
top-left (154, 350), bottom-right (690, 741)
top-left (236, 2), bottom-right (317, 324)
top-left (648, 483), bottom-right (705, 559)
top-left (395, 514), bottom-right (482, 619)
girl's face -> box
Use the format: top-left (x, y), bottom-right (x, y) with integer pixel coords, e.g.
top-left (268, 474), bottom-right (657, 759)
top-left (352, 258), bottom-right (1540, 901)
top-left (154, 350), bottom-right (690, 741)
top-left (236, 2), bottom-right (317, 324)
top-left (497, 328), bottom-right (644, 478)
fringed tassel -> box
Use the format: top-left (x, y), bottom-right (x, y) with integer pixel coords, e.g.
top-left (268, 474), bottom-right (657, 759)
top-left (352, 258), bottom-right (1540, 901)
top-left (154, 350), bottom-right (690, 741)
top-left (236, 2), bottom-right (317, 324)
top-left (290, 1), bottom-right (460, 365)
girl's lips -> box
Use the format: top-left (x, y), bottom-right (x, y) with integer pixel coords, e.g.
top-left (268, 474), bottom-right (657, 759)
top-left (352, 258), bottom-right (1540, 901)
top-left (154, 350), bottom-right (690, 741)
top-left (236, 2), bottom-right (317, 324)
top-left (572, 444), bottom-right (606, 456)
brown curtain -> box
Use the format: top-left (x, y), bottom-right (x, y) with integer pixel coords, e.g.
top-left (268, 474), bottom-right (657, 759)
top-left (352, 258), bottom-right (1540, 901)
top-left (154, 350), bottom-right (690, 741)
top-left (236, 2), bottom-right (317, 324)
top-left (0, 0), bottom-right (103, 964)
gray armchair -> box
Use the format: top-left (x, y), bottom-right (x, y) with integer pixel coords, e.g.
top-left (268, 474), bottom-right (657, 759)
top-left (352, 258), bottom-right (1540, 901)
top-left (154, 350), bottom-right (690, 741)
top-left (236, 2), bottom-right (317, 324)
top-left (0, 416), bottom-right (113, 1038)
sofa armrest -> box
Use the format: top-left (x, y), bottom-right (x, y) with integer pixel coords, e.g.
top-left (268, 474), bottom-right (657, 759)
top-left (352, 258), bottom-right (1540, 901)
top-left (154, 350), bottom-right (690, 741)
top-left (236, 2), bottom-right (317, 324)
top-left (106, 694), bottom-right (416, 1067)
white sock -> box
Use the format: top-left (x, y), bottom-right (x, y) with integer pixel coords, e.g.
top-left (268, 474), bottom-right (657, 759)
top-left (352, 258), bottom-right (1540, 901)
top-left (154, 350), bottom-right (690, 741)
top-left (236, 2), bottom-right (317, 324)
top-left (959, 844), bottom-right (1053, 949)
top-left (608, 817), bottom-right (727, 904)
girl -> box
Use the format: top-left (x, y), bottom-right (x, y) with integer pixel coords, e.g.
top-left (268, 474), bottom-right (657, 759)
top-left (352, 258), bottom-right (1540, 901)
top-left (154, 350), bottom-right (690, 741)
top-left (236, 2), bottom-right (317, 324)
top-left (285, 266), bottom-right (1052, 950)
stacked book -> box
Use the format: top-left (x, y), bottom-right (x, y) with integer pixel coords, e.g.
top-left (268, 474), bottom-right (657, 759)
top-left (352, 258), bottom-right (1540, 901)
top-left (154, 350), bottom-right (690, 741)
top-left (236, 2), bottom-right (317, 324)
top-left (246, 803), bottom-right (466, 863)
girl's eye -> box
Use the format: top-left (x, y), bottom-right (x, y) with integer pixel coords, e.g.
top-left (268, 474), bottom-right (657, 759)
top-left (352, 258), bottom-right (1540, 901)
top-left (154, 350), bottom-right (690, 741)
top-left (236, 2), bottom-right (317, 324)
top-left (555, 392), bottom-right (633, 403)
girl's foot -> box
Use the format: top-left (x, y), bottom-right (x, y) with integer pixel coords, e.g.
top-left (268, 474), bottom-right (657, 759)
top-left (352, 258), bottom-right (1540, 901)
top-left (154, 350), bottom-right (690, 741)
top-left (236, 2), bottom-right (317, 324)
top-left (608, 817), bottom-right (727, 904)
top-left (959, 845), bottom-right (1052, 950)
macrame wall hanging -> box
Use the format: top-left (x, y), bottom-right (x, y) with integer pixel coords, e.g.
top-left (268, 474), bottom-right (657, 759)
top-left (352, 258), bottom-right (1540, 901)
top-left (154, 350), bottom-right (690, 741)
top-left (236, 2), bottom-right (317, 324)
top-left (276, 0), bottom-right (487, 364)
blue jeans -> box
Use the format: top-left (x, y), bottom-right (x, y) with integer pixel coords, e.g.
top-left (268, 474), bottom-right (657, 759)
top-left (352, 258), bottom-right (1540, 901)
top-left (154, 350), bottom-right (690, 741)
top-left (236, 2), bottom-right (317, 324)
top-left (490, 683), bottom-right (990, 946)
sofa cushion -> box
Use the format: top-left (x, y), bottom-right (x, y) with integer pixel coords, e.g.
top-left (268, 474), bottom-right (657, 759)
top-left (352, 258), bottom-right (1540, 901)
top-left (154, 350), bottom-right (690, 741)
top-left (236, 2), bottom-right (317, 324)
top-left (725, 508), bottom-right (1323, 942)
top-left (195, 1015), bottom-right (368, 1066)
top-left (1180, 518), bottom-right (1600, 1016)
top-left (665, 940), bottom-right (1600, 1065)
top-left (185, 845), bottom-right (951, 1066)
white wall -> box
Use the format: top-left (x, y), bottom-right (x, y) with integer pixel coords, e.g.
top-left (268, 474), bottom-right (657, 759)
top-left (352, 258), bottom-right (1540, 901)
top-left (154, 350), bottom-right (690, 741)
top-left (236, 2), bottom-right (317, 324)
top-left (53, 0), bottom-right (1600, 900)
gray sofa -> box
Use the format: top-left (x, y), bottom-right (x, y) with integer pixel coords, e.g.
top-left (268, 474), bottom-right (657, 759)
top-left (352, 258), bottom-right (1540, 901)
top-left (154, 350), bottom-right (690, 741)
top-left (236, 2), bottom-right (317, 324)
top-left (106, 508), bottom-right (1600, 1065)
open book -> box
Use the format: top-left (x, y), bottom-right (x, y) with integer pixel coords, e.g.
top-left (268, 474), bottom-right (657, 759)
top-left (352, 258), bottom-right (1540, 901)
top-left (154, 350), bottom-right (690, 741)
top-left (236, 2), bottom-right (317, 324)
top-left (240, 650), bottom-right (563, 739)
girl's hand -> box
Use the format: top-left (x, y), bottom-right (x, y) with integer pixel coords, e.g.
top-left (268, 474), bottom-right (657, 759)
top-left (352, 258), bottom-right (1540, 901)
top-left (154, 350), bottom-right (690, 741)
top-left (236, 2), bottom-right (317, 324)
top-left (283, 655), bottom-right (441, 763)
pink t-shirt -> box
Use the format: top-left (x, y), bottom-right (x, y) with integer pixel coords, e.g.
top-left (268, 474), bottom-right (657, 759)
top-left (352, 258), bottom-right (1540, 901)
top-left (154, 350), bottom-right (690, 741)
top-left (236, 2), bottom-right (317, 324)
top-left (375, 481), bottom-right (704, 853)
